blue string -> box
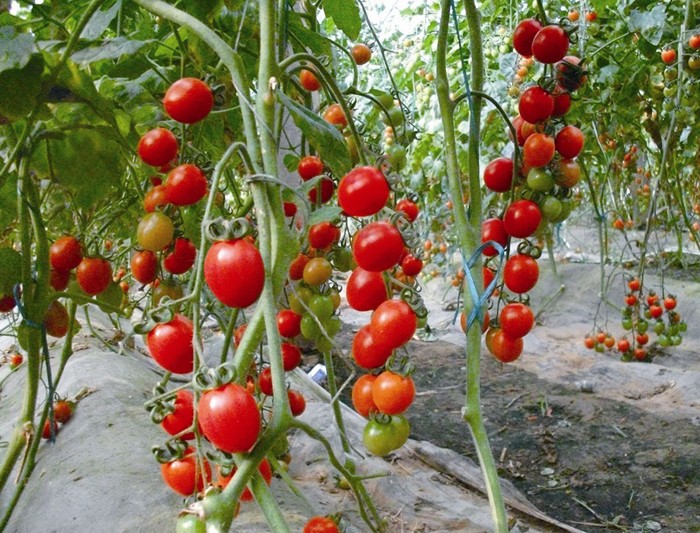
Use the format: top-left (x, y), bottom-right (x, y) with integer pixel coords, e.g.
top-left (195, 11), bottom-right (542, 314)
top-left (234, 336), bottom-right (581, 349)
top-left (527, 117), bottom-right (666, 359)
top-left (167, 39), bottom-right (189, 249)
top-left (458, 240), bottom-right (506, 331)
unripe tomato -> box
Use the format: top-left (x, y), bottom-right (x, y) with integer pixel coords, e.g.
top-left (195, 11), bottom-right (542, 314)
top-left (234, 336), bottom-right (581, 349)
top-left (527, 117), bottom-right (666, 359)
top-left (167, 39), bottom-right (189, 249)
top-left (303, 257), bottom-right (333, 286)
top-left (143, 184), bottom-right (170, 213)
top-left (137, 212), bottom-right (175, 251)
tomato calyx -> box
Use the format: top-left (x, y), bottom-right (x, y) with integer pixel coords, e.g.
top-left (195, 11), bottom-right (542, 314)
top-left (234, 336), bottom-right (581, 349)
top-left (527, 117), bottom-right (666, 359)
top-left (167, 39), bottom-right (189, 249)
top-left (383, 353), bottom-right (415, 377)
top-left (515, 239), bottom-right (543, 259)
top-left (152, 436), bottom-right (190, 464)
top-left (204, 216), bottom-right (251, 242)
top-left (194, 361), bottom-right (239, 392)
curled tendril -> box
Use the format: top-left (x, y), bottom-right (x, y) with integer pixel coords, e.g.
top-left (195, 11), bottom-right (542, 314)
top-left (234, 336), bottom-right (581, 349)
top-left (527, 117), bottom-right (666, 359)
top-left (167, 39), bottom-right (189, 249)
top-left (325, 279), bottom-right (343, 293)
top-left (392, 215), bottom-right (420, 250)
top-left (559, 187), bottom-right (574, 199)
top-left (194, 362), bottom-right (238, 391)
top-left (149, 305), bottom-right (175, 325)
top-left (204, 217), bottom-right (251, 242)
top-left (400, 287), bottom-right (428, 319)
top-left (212, 84), bottom-right (227, 107)
top-left (152, 438), bottom-right (189, 464)
top-left (516, 239), bottom-right (542, 259)
top-left (132, 315), bottom-right (157, 335)
top-left (149, 400), bottom-right (174, 424)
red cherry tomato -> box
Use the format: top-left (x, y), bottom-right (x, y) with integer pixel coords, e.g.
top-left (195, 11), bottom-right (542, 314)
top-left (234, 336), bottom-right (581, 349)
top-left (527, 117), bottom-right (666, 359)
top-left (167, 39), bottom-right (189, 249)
top-left (512, 18), bottom-right (542, 57)
top-left (531, 25), bottom-right (569, 64)
top-left (204, 239), bottom-right (265, 308)
top-left (486, 327), bottom-right (524, 362)
top-left (352, 374), bottom-right (378, 417)
top-left (163, 78), bottom-right (214, 124)
top-left (503, 200), bottom-right (542, 239)
top-left (518, 86), bottom-right (554, 124)
top-left (372, 371), bottom-right (415, 415)
top-left (137, 128), bottom-right (178, 167)
top-left (160, 447), bottom-right (211, 496)
top-left (277, 309), bottom-right (302, 338)
top-left (50, 236), bottom-right (83, 272)
top-left (165, 164), bottom-right (207, 206)
top-left (523, 133), bottom-right (555, 168)
top-left (198, 383), bottom-right (261, 453)
top-left (555, 125), bottom-right (584, 159)
top-left (163, 238), bottom-right (197, 275)
top-left (396, 198), bottom-right (419, 222)
top-left (147, 314), bottom-right (194, 374)
top-left (503, 254), bottom-right (539, 294)
top-left (369, 299), bottom-right (417, 350)
top-left (299, 69), bottom-right (321, 91)
top-left (338, 166), bottom-right (390, 217)
top-left (352, 324), bottom-right (393, 369)
top-left (298, 156), bottom-right (324, 180)
top-left (483, 157), bottom-right (514, 193)
top-left (131, 250), bottom-right (158, 285)
top-left (143, 184), bottom-right (170, 213)
top-left (481, 217), bottom-right (509, 256)
top-left (76, 257), bottom-right (112, 295)
top-left (161, 389), bottom-right (196, 440)
top-left (499, 302), bottom-right (535, 338)
top-left (352, 221), bottom-right (404, 272)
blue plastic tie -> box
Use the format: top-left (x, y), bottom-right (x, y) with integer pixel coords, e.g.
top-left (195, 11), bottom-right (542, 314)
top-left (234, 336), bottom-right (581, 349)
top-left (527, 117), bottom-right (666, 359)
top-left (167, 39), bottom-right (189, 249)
top-left (457, 240), bottom-right (506, 331)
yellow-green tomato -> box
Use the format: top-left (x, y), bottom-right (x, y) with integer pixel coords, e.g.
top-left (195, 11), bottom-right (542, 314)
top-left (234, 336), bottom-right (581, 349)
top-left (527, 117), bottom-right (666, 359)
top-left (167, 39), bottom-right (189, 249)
top-left (137, 212), bottom-right (174, 251)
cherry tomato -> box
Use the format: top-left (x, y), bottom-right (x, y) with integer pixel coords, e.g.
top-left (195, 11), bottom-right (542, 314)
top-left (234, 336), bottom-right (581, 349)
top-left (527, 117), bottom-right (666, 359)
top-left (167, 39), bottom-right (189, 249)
top-left (308, 221), bottom-right (340, 249)
top-left (163, 78), bottom-right (214, 124)
top-left (617, 338), bottom-right (631, 353)
top-left (161, 389), bottom-right (195, 440)
top-left (664, 296), bottom-right (677, 310)
top-left (554, 158), bottom-right (581, 188)
top-left (338, 166), bottom-right (390, 217)
top-left (50, 268), bottom-right (70, 291)
top-left (503, 254), bottom-right (539, 294)
top-left (499, 302), bottom-right (534, 338)
top-left (288, 389), bottom-right (306, 416)
top-left (523, 132), bottom-right (555, 168)
top-left (42, 419), bottom-right (59, 439)
top-left (481, 217), bottom-right (508, 257)
top-left (138, 128), bottom-right (178, 167)
top-left (298, 155), bottom-right (324, 181)
top-left (303, 516), bottom-right (340, 533)
top-left (661, 48), bottom-right (676, 65)
top-left (352, 374), bottom-right (378, 417)
top-left (152, 279), bottom-right (184, 306)
top-left (277, 309), bottom-right (302, 338)
top-left (483, 157), bottom-right (514, 193)
top-left (143, 184), bottom-right (170, 213)
top-left (518, 86), bottom-right (554, 124)
top-left (53, 399), bottom-right (74, 424)
top-left (198, 383), bottom-right (261, 453)
top-left (401, 254), bottom-right (423, 277)
top-left (526, 167), bottom-right (554, 192)
top-left (556, 56), bottom-right (587, 92)
top-left (76, 257), bottom-right (112, 295)
top-left (352, 221), bottom-right (404, 272)
top-left (147, 314), bottom-right (194, 374)
top-left (289, 253), bottom-right (310, 281)
top-left (396, 198), bottom-right (419, 222)
top-left (137, 212), bottom-right (175, 251)
top-left (555, 125), bottom-right (584, 159)
top-left (165, 164), bottom-right (207, 206)
top-left (44, 300), bottom-right (69, 338)
top-left (503, 200), bottom-right (542, 238)
top-left (372, 370), bottom-right (415, 415)
top-left (551, 86), bottom-right (571, 116)
top-left (346, 267), bottom-right (388, 311)
top-left (9, 352), bottom-right (23, 368)
top-left (323, 103), bottom-right (347, 128)
top-left (283, 201), bottom-right (297, 217)
top-left (351, 43), bottom-right (372, 65)
top-left (363, 417), bottom-right (404, 456)
top-left (369, 299), bottom-right (417, 350)
top-left (161, 448), bottom-right (211, 496)
top-left (258, 367), bottom-right (273, 396)
top-left (352, 324), bottom-right (393, 369)
top-left (0, 294), bottom-right (16, 313)
top-left (281, 342), bottom-right (302, 371)
top-left (486, 327), bottom-right (523, 362)
top-left (512, 18), bottom-right (542, 57)
top-left (308, 177), bottom-right (335, 204)
top-left (204, 239), bottom-right (265, 308)
top-left (531, 25), bottom-right (569, 64)
top-left (303, 257), bottom-right (333, 286)
top-left (164, 238), bottom-right (197, 275)
top-left (299, 69), bottom-right (321, 91)
top-left (50, 236), bottom-right (82, 272)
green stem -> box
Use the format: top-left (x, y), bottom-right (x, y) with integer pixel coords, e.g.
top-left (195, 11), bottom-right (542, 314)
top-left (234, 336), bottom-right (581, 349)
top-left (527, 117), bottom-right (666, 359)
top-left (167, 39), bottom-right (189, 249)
top-left (321, 350), bottom-right (352, 458)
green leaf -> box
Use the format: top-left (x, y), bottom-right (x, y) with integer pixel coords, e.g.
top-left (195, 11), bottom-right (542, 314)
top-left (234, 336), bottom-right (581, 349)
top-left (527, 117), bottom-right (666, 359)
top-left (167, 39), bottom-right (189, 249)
top-left (628, 6), bottom-right (666, 46)
top-left (31, 128), bottom-right (123, 209)
top-left (276, 90), bottom-right (351, 177)
top-left (0, 26), bottom-right (37, 73)
top-left (80, 0), bottom-right (122, 41)
top-left (287, 15), bottom-right (332, 58)
top-left (0, 54), bottom-right (44, 122)
top-left (283, 153), bottom-right (300, 173)
top-left (71, 37), bottom-right (149, 64)
top-left (322, 0), bottom-right (361, 41)
top-left (0, 172), bottom-right (17, 229)
top-left (0, 247), bottom-right (22, 295)
top-left (309, 206), bottom-right (343, 225)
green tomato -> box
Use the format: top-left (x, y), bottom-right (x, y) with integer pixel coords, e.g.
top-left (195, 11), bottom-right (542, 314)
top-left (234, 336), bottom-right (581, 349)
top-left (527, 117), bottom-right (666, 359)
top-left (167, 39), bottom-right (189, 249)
top-left (363, 419), bottom-right (402, 456)
top-left (621, 318), bottom-right (633, 330)
top-left (289, 287), bottom-right (312, 315)
top-left (309, 294), bottom-right (334, 320)
top-left (653, 321), bottom-right (665, 335)
top-left (658, 334), bottom-right (670, 347)
top-left (300, 313), bottom-right (321, 339)
top-left (689, 56), bottom-right (700, 71)
top-left (382, 106), bottom-right (404, 127)
top-left (390, 415), bottom-right (410, 449)
top-left (316, 334), bottom-right (334, 353)
top-left (527, 167), bottom-right (555, 192)
top-left (387, 144), bottom-right (407, 171)
top-left (331, 248), bottom-right (354, 272)
top-left (136, 212), bottom-right (175, 252)
top-left (176, 514), bottom-right (206, 533)
top-left (540, 196), bottom-right (563, 220)
top-left (323, 316), bottom-right (342, 337)
top-left (549, 199), bottom-right (572, 223)
top-left (670, 335), bottom-right (683, 346)
top-left (637, 320), bottom-right (649, 334)
top-left (679, 321), bottom-right (688, 332)
top-left (375, 91), bottom-right (395, 110)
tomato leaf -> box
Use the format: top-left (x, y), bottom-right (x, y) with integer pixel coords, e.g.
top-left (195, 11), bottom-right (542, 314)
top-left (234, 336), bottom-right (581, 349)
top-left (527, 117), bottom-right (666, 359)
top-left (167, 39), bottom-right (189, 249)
top-left (322, 0), bottom-right (361, 42)
top-left (0, 26), bottom-right (37, 73)
top-left (276, 90), bottom-right (351, 177)
top-left (0, 247), bottom-right (22, 295)
top-left (79, 0), bottom-right (122, 41)
top-left (0, 54), bottom-right (44, 122)
top-left (287, 15), bottom-right (332, 58)
top-left (308, 206), bottom-right (343, 226)
top-left (71, 37), bottom-right (149, 64)
top-left (0, 173), bottom-right (17, 229)
top-left (628, 6), bottom-right (666, 46)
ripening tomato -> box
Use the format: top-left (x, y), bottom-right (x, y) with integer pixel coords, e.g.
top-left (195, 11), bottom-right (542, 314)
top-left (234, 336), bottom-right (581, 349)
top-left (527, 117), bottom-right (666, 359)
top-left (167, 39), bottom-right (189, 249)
top-left (198, 383), bottom-right (261, 453)
top-left (352, 374), bottom-right (378, 417)
top-left (298, 155), bottom-right (324, 181)
top-left (486, 327), bottom-right (523, 362)
top-left (352, 324), bottom-right (393, 369)
top-left (138, 128), bottom-right (178, 167)
top-left (372, 371), bottom-right (415, 415)
top-left (323, 103), bottom-right (347, 128)
top-left (351, 43), bottom-right (372, 65)
top-left (143, 184), bottom-right (170, 213)
top-left (147, 314), bottom-right (194, 374)
top-left (503, 200), bottom-right (542, 239)
top-left (50, 268), bottom-right (70, 291)
top-left (204, 239), bottom-right (265, 308)
top-left (352, 221), bottom-right (404, 272)
top-left (42, 419), bottom-right (59, 439)
top-left (161, 389), bottom-right (195, 440)
top-left (661, 48), bottom-right (676, 65)
top-left (53, 399), bottom-right (73, 424)
top-left (217, 458), bottom-right (272, 501)
top-left (664, 296), bottom-right (677, 311)
top-left (288, 389), bottom-right (306, 416)
top-left (518, 86), bottom-right (554, 124)
top-left (551, 87), bottom-right (571, 116)
top-left (131, 250), bottom-right (158, 285)
top-left (299, 69), bottom-right (321, 91)
top-left (503, 254), bottom-right (539, 293)
top-left (277, 309), bottom-right (302, 338)
top-left (303, 516), bottom-right (340, 533)
top-left (0, 294), bottom-right (16, 313)
top-left (396, 198), bottom-right (419, 222)
top-left (531, 25), bottom-right (569, 64)
top-left (555, 125), bottom-right (584, 159)
top-left (76, 257), bottom-right (112, 295)
top-left (50, 236), bottom-right (82, 272)
top-left (401, 254), bottom-right (423, 277)
top-left (346, 267), bottom-right (388, 311)
top-left (164, 238), bottom-right (197, 275)
top-left (554, 158), bottom-right (581, 188)
top-left (523, 133), bottom-right (555, 168)
top-left (512, 18), bottom-right (542, 57)
top-left (303, 257), bottom-right (333, 286)
top-left (137, 212), bottom-right (175, 251)
top-left (163, 78), bottom-right (213, 124)
top-left (161, 448), bottom-right (211, 496)
top-left (152, 279), bottom-right (184, 306)
top-left (369, 299), bottom-right (417, 350)
top-left (338, 166), bottom-right (390, 217)
top-left (556, 56), bottom-right (587, 92)
top-left (166, 164), bottom-right (207, 206)
top-left (499, 302), bottom-right (534, 338)
top-left (308, 221), bottom-right (340, 249)
top-left (44, 300), bottom-right (69, 338)
top-left (481, 217), bottom-right (508, 256)
top-left (483, 157), bottom-right (514, 193)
